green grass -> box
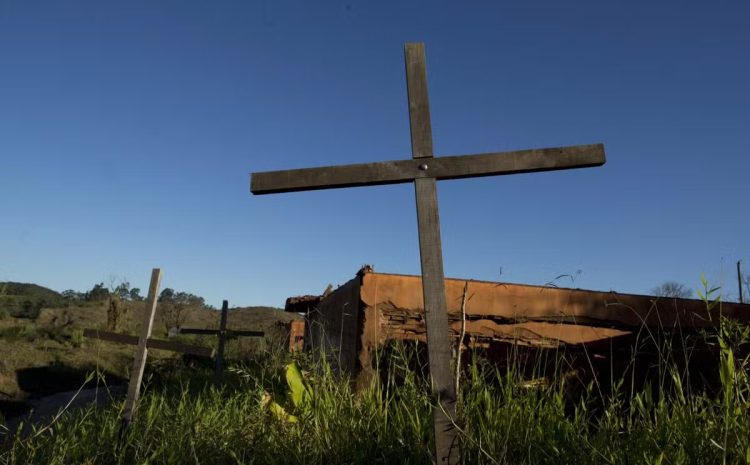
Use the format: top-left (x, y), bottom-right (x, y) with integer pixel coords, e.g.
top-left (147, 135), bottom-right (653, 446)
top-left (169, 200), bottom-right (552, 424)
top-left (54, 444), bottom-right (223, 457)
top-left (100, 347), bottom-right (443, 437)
top-left (0, 294), bottom-right (295, 400)
top-left (1, 281), bottom-right (749, 464)
top-left (2, 320), bottom-right (749, 465)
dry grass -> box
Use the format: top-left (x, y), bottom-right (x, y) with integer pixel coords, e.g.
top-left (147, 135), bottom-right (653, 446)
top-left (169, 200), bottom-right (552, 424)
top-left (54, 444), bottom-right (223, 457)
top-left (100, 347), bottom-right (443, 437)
top-left (0, 302), bottom-right (298, 401)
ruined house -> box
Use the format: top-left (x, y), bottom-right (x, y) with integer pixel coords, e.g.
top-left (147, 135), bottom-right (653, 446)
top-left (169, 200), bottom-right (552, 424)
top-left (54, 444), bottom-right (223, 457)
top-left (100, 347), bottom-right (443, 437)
top-left (286, 267), bottom-right (750, 389)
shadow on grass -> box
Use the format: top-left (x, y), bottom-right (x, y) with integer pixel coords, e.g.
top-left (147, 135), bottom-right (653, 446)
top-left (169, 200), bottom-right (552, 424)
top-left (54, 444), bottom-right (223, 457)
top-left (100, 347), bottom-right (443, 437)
top-left (15, 365), bottom-right (126, 398)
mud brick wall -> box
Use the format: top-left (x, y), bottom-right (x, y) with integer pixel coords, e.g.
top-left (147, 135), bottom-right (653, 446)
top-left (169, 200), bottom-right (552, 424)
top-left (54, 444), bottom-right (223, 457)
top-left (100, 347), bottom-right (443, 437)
top-left (298, 270), bottom-right (750, 387)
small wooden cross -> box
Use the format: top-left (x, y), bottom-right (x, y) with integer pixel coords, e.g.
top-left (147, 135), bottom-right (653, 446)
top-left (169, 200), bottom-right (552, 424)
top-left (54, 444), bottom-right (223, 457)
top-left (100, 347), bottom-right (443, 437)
top-left (178, 300), bottom-right (264, 385)
top-left (84, 269), bottom-right (214, 426)
top-left (250, 43), bottom-right (605, 464)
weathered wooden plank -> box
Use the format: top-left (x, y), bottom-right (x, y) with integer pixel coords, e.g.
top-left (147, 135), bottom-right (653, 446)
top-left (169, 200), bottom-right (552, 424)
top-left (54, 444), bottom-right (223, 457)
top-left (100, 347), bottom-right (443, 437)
top-left (250, 144), bottom-right (604, 194)
top-left (406, 41), bottom-right (458, 465)
top-left (122, 268), bottom-right (161, 426)
top-left (83, 329), bottom-right (214, 357)
top-left (179, 328), bottom-right (219, 335)
top-left (178, 328), bottom-right (264, 338)
top-left (738, 261), bottom-right (744, 304)
top-left (229, 329), bottom-right (265, 337)
top-left (215, 300), bottom-right (229, 385)
top-left (414, 178), bottom-right (459, 463)
top-left (405, 42), bottom-right (433, 159)
top-left (305, 276), bottom-right (363, 375)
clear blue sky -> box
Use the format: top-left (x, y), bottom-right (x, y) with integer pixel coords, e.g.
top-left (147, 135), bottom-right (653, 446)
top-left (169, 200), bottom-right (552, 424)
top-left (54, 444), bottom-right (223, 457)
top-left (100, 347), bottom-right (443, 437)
top-left (1, 1), bottom-right (748, 307)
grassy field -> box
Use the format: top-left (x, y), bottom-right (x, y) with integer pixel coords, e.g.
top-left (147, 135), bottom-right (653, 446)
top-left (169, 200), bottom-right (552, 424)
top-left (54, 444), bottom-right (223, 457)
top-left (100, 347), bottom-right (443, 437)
top-left (1, 283), bottom-right (749, 464)
top-left (1, 315), bottom-right (749, 464)
top-left (0, 282), bottom-right (297, 401)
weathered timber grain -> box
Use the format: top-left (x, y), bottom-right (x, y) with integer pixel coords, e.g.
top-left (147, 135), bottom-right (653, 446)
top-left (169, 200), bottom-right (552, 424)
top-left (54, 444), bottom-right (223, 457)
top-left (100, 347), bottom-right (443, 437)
top-left (122, 268), bottom-right (161, 426)
top-left (84, 329), bottom-right (214, 357)
top-left (250, 144), bottom-right (604, 194)
top-left (179, 328), bottom-right (264, 338)
top-left (178, 328), bottom-right (220, 336)
top-left (405, 42), bottom-right (434, 159)
top-left (215, 300), bottom-right (229, 385)
top-left (406, 42), bottom-right (458, 465)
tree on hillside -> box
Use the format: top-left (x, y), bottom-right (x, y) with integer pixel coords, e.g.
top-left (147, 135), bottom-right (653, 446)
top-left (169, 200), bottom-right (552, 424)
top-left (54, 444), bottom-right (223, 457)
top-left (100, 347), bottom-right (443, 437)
top-left (113, 281), bottom-right (131, 301)
top-left (105, 276), bottom-right (131, 332)
top-left (129, 287), bottom-right (142, 301)
top-left (158, 288), bottom-right (205, 332)
top-left (159, 288), bottom-right (175, 303)
top-left (86, 283), bottom-right (109, 302)
top-left (651, 281), bottom-right (692, 299)
top-left (61, 289), bottom-right (85, 302)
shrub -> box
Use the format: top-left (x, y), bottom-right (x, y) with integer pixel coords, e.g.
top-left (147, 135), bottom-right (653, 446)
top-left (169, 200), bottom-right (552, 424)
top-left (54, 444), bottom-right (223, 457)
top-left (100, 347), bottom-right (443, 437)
top-left (69, 328), bottom-right (85, 348)
top-left (0, 323), bottom-right (38, 341)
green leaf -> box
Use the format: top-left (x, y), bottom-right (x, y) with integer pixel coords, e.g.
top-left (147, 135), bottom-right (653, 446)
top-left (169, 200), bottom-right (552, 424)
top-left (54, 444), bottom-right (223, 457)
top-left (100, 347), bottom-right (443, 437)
top-left (285, 362), bottom-right (311, 409)
top-left (261, 391), bottom-right (298, 423)
top-left (270, 399), bottom-right (298, 423)
top-left (720, 349), bottom-right (735, 392)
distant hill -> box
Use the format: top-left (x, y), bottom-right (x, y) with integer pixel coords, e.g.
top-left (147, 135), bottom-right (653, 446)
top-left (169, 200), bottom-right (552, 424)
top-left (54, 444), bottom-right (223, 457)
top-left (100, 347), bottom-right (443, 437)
top-left (0, 282), bottom-right (62, 300)
top-left (0, 282), bottom-right (66, 317)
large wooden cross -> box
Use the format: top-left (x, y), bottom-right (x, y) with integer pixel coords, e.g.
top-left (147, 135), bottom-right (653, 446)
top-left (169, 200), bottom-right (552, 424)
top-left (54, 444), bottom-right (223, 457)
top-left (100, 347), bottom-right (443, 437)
top-left (250, 43), bottom-right (605, 464)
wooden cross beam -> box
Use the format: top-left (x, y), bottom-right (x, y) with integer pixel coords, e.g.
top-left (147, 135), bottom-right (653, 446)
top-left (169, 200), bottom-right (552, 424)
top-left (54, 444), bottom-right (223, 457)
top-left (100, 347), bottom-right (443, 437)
top-left (84, 269), bottom-right (212, 426)
top-left (177, 300), bottom-right (264, 385)
top-left (249, 43), bottom-right (605, 464)
top-left (83, 329), bottom-right (214, 358)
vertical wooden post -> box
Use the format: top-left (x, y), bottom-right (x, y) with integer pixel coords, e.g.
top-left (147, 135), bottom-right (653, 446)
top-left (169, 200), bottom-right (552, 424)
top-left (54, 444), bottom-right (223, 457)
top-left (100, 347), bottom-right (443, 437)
top-left (121, 268), bottom-right (162, 426)
top-left (738, 260), bottom-right (744, 304)
top-left (405, 43), bottom-right (458, 464)
top-left (214, 300), bottom-right (229, 386)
